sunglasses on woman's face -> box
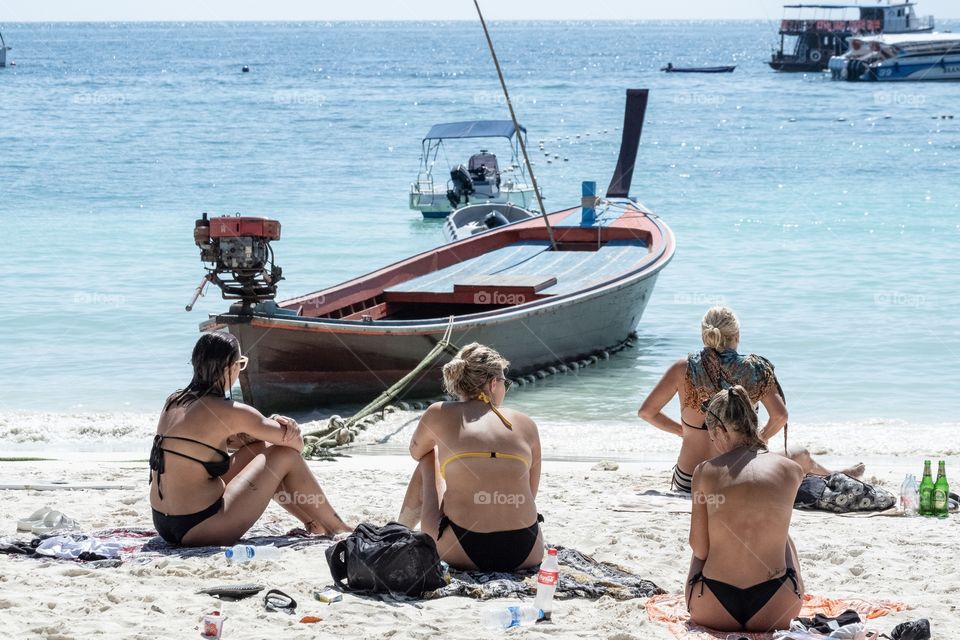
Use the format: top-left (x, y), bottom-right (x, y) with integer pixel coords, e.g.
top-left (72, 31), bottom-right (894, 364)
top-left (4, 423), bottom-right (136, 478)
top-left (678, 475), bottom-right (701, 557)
top-left (496, 376), bottom-right (513, 391)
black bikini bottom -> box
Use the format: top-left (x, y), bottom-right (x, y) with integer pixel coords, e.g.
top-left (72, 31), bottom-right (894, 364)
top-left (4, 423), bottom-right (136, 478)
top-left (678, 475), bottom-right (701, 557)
top-left (438, 513), bottom-right (544, 572)
top-left (688, 568), bottom-right (801, 630)
top-left (152, 497), bottom-right (224, 545)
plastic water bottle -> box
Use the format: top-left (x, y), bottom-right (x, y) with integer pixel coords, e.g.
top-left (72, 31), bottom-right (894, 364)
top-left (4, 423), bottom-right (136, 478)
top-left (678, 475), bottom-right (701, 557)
top-left (534, 547), bottom-right (559, 620)
top-left (480, 605), bottom-right (540, 629)
top-left (224, 544), bottom-right (280, 563)
top-left (900, 474), bottom-right (919, 516)
top-left (899, 474), bottom-right (910, 513)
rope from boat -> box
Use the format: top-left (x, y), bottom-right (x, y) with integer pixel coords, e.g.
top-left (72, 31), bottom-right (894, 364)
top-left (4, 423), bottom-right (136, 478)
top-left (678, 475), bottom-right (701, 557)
top-left (303, 317), bottom-right (459, 452)
top-left (302, 332), bottom-right (640, 459)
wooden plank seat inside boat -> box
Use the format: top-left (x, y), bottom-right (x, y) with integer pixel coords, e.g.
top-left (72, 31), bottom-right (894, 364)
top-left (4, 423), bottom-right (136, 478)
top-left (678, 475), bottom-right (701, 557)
top-left (383, 274), bottom-right (558, 306)
top-left (381, 238), bottom-right (650, 313)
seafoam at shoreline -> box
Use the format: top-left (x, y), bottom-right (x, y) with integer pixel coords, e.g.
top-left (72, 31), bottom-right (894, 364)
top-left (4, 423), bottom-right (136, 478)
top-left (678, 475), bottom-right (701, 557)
top-left (2, 410), bottom-right (957, 465)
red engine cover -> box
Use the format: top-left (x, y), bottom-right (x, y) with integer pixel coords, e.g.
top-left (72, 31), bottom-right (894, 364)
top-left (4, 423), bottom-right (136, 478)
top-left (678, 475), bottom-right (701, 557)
top-left (209, 216), bottom-right (281, 240)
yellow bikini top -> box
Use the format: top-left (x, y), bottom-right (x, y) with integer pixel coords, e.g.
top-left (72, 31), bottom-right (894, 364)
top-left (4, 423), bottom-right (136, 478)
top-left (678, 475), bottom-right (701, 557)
top-left (439, 451), bottom-right (531, 479)
top-left (438, 392), bottom-right (527, 479)
top-left (475, 391), bottom-right (513, 430)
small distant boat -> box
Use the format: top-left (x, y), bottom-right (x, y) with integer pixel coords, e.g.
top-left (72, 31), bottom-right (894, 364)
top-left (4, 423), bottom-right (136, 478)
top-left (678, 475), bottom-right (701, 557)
top-left (441, 202), bottom-right (539, 243)
top-left (409, 120), bottom-right (538, 219)
top-left (829, 32), bottom-right (960, 81)
top-left (661, 63), bottom-right (736, 73)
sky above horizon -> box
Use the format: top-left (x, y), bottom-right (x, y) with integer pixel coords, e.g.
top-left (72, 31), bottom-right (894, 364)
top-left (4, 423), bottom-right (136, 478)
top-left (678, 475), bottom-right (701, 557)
top-left (3, 0), bottom-right (958, 22)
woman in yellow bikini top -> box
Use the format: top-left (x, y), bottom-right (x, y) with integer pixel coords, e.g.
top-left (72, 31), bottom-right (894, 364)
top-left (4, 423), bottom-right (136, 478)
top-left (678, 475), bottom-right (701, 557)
top-left (397, 342), bottom-right (544, 572)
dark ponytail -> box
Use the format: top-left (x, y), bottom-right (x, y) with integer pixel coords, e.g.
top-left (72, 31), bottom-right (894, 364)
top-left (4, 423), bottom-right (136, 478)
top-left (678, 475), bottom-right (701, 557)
top-left (166, 332), bottom-right (241, 410)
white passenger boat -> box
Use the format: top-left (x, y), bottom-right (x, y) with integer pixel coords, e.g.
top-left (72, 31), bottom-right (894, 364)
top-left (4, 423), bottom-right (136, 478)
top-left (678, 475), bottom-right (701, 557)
top-left (829, 32), bottom-right (960, 81)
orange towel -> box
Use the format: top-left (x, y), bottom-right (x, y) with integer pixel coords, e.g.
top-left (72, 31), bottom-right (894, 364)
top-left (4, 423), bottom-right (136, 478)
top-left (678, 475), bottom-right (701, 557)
top-left (644, 593), bottom-right (909, 639)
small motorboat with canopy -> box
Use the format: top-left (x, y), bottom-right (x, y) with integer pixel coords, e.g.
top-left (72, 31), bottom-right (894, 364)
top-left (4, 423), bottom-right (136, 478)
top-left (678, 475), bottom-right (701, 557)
top-left (409, 120), bottom-right (538, 219)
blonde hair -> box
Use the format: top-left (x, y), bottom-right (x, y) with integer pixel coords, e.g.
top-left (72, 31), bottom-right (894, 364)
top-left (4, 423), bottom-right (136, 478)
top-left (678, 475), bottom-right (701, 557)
top-left (704, 385), bottom-right (766, 450)
top-left (701, 306), bottom-right (740, 351)
top-left (442, 343), bottom-right (510, 400)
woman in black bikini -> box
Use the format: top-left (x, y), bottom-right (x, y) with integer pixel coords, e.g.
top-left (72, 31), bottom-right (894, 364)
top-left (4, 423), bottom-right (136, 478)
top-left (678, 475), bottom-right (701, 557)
top-left (686, 385), bottom-right (805, 632)
top-left (397, 342), bottom-right (543, 572)
top-left (149, 333), bottom-right (351, 546)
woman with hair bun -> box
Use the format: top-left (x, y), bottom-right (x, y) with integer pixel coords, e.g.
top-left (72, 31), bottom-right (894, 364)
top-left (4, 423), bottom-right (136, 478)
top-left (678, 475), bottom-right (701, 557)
top-left (639, 306), bottom-right (861, 493)
top-left (149, 332), bottom-right (351, 546)
top-left (685, 386), bottom-right (805, 632)
top-left (397, 342), bottom-right (544, 571)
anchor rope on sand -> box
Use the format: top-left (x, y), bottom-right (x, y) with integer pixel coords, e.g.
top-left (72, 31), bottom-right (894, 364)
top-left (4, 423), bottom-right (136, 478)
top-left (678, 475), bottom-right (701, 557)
top-left (303, 317), bottom-right (459, 454)
top-left (301, 331), bottom-right (639, 460)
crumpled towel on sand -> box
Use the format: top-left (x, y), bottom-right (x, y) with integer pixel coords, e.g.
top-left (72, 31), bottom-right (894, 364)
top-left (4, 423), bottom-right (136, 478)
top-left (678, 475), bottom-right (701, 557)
top-left (644, 593), bottom-right (909, 640)
top-left (615, 489), bottom-right (693, 514)
top-left (130, 524), bottom-right (332, 561)
top-left (426, 546), bottom-right (665, 601)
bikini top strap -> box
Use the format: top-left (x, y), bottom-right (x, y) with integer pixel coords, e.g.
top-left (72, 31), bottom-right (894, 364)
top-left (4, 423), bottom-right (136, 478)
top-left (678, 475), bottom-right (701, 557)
top-left (158, 435), bottom-right (229, 458)
top-left (150, 435), bottom-right (229, 499)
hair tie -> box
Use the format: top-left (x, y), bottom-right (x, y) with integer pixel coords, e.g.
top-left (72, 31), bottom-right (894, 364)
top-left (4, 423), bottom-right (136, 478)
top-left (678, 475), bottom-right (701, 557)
top-left (475, 391), bottom-right (513, 430)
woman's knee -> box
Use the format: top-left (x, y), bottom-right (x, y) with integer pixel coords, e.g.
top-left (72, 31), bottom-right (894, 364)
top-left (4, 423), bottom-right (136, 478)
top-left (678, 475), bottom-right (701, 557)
top-left (263, 444), bottom-right (304, 469)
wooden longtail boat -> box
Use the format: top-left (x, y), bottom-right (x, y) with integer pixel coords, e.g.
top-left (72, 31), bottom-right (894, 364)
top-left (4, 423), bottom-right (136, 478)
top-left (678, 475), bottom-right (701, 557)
top-left (197, 89), bottom-right (675, 413)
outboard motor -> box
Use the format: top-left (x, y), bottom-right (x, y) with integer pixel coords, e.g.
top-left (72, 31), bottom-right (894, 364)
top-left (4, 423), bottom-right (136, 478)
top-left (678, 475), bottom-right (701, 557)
top-left (482, 210), bottom-right (510, 230)
top-left (446, 164), bottom-right (475, 208)
top-left (186, 213), bottom-right (283, 313)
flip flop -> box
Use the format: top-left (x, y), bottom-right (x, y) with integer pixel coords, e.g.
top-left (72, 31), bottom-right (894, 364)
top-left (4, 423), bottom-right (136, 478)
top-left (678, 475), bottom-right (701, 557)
top-left (197, 584), bottom-right (265, 601)
top-left (16, 507), bottom-right (53, 532)
top-left (263, 589), bottom-right (297, 614)
top-left (31, 511), bottom-right (79, 535)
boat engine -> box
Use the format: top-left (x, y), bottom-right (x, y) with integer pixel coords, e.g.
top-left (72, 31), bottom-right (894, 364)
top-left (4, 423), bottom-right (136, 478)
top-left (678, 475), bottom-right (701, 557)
top-left (186, 213), bottom-right (283, 312)
top-left (446, 164), bottom-right (475, 208)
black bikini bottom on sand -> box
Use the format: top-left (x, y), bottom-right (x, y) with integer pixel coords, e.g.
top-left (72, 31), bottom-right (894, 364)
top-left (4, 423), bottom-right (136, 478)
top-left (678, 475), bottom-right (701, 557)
top-left (438, 513), bottom-right (544, 572)
top-left (152, 497), bottom-right (224, 545)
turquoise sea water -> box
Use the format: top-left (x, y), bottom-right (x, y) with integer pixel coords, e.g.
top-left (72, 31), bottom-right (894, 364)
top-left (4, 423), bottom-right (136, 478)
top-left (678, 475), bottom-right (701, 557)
top-left (1, 22), bottom-right (957, 433)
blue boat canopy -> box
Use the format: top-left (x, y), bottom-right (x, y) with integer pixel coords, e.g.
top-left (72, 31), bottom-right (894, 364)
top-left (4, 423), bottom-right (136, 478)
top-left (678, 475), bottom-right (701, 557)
top-left (424, 120), bottom-right (526, 141)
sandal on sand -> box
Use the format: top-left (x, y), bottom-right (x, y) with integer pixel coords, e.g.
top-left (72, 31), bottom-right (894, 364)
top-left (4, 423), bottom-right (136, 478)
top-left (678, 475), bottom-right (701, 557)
top-left (197, 584), bottom-right (265, 601)
top-left (263, 589), bottom-right (297, 614)
top-left (31, 511), bottom-right (79, 535)
top-left (17, 507), bottom-right (53, 532)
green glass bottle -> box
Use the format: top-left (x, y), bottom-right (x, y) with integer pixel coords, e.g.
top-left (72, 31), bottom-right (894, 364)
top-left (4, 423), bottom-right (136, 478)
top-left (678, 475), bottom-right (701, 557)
top-left (933, 460), bottom-right (949, 519)
top-left (918, 460), bottom-right (934, 517)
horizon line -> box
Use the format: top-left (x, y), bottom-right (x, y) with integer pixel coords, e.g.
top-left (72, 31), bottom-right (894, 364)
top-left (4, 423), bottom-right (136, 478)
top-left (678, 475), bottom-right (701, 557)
top-left (3, 17), bottom-right (958, 23)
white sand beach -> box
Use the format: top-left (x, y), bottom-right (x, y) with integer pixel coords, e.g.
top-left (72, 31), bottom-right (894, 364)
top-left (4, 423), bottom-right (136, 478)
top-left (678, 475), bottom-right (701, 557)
top-left (1, 421), bottom-right (957, 639)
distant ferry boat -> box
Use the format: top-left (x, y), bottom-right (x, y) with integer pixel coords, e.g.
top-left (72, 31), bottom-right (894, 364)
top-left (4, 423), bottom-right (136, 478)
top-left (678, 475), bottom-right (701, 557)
top-left (829, 32), bottom-right (960, 81)
top-left (0, 31), bottom-right (10, 68)
top-left (769, 1), bottom-right (934, 72)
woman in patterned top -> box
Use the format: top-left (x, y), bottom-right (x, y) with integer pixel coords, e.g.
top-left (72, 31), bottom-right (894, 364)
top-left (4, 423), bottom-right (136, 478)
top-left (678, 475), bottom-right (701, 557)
top-left (638, 306), bottom-right (863, 493)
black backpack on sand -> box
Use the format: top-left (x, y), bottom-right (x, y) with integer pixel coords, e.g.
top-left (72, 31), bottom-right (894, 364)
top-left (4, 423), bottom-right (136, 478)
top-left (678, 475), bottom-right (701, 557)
top-left (325, 522), bottom-right (447, 597)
